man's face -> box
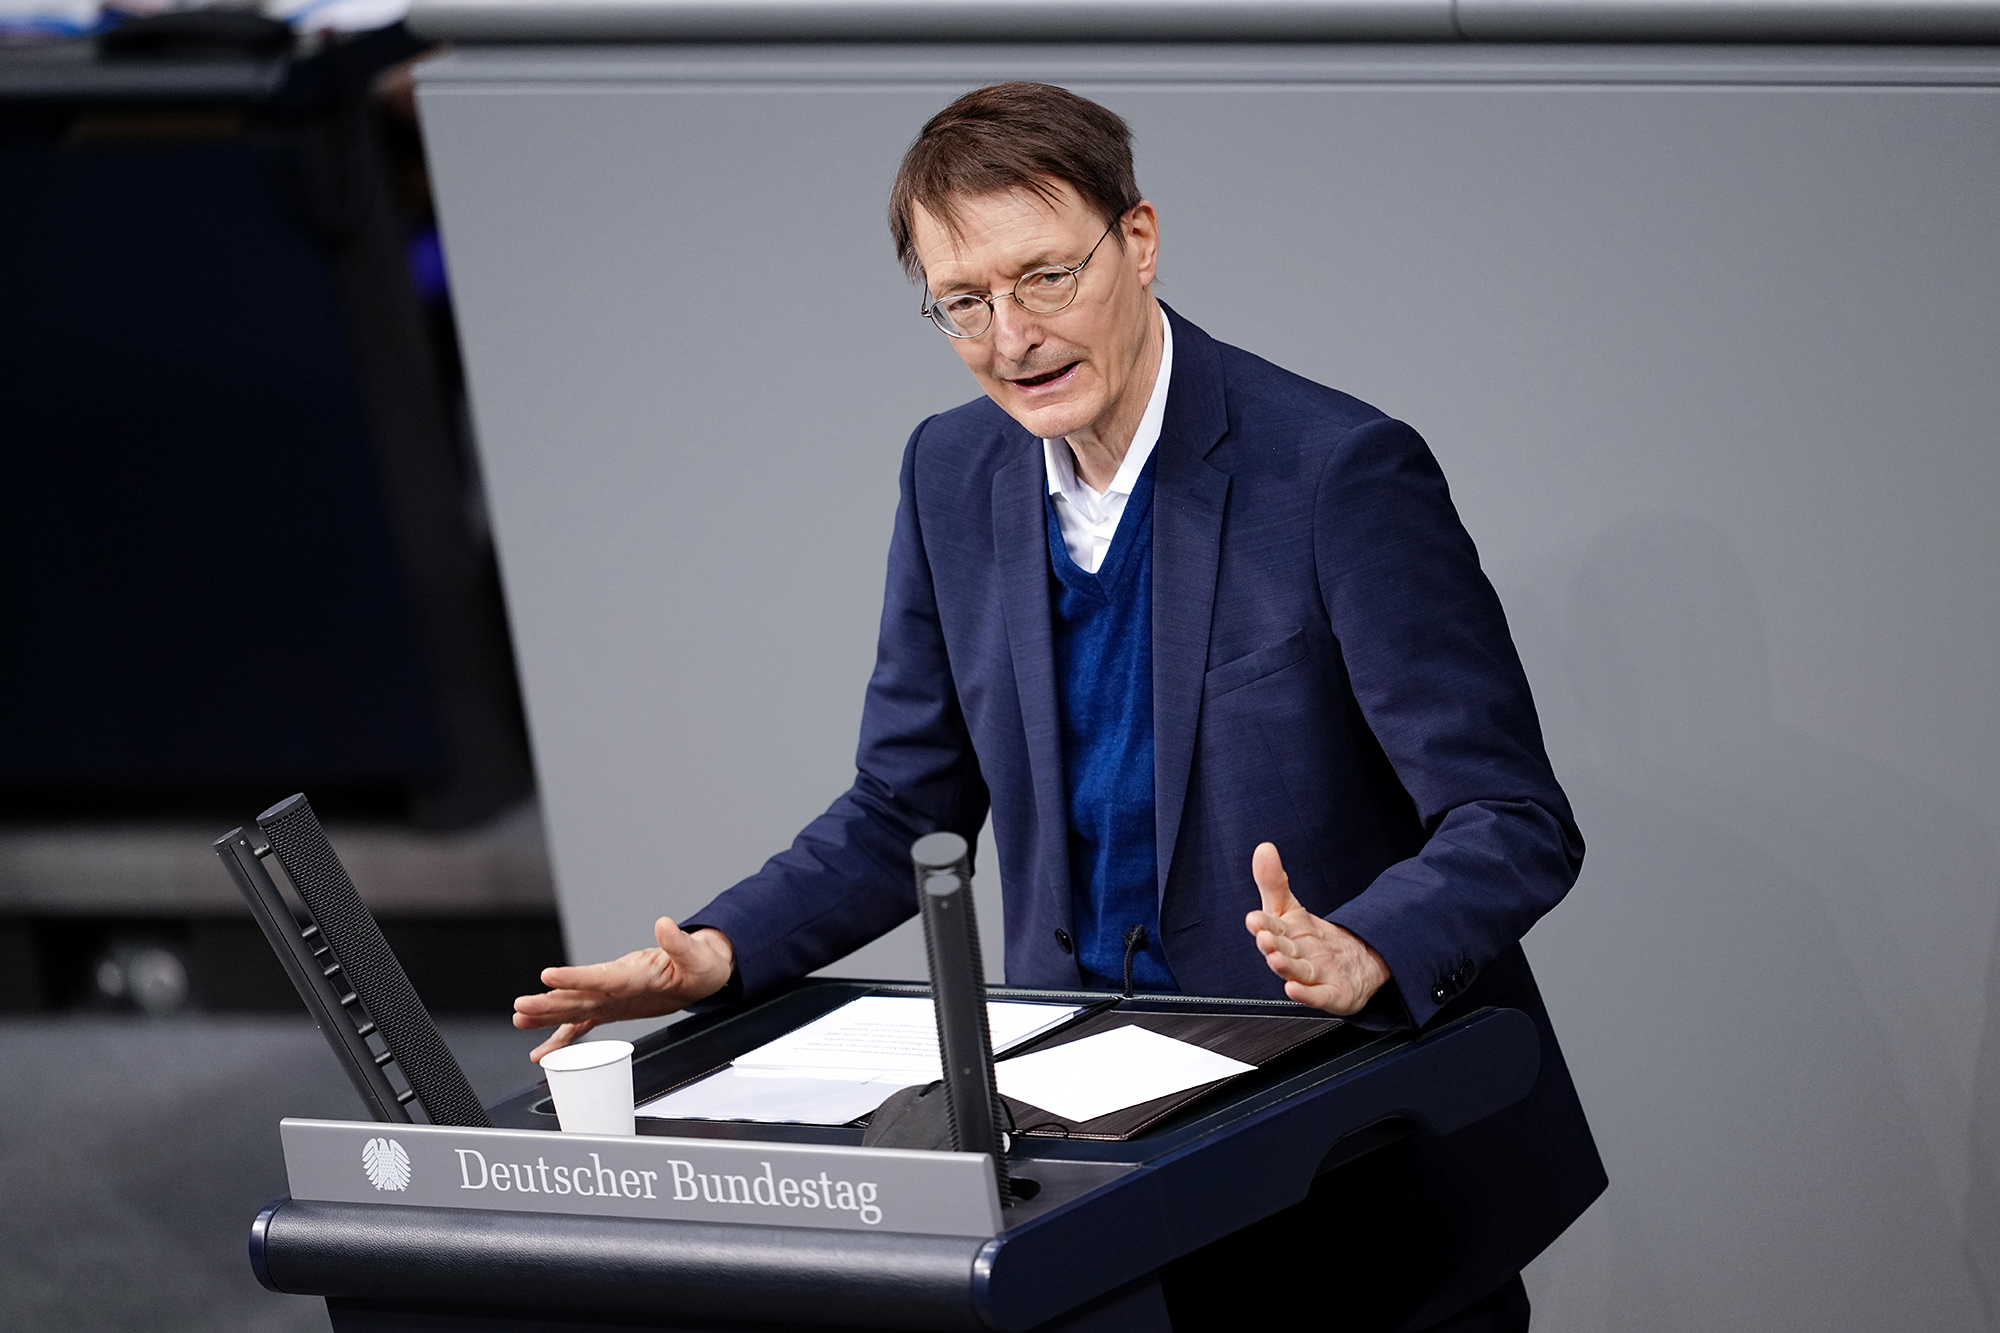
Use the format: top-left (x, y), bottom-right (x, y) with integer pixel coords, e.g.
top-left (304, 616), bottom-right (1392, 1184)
top-left (910, 182), bottom-right (1160, 443)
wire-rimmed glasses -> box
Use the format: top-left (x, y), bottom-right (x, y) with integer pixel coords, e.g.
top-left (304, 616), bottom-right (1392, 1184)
top-left (920, 217), bottom-right (1120, 339)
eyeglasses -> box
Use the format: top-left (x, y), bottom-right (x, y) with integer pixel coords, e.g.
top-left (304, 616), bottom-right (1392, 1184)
top-left (920, 217), bottom-right (1121, 340)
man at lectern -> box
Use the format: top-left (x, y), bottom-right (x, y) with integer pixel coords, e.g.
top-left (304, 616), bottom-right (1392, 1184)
top-left (517, 83), bottom-right (1604, 1332)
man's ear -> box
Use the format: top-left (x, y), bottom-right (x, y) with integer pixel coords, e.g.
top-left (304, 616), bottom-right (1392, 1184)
top-left (1124, 200), bottom-right (1161, 289)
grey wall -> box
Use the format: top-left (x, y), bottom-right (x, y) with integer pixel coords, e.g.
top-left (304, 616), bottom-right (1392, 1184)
top-left (416, 46), bottom-right (2000, 1330)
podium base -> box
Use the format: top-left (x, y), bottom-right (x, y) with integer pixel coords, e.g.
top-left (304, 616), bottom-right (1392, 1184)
top-left (326, 1274), bottom-right (1170, 1333)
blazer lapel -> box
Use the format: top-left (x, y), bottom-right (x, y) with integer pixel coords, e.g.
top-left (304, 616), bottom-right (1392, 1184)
top-left (992, 446), bottom-right (1072, 907)
top-left (1152, 306), bottom-right (1232, 898)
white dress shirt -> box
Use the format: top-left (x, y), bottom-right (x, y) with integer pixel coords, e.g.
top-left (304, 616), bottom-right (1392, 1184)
top-left (1043, 308), bottom-right (1174, 575)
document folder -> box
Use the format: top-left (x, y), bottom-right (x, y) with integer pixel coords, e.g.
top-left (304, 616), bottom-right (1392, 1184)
top-left (997, 1005), bottom-right (1343, 1140)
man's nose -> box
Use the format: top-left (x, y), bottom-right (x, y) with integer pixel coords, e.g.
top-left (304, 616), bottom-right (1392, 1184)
top-left (989, 299), bottom-right (1041, 364)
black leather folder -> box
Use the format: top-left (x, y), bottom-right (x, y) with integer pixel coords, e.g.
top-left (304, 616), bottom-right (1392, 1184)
top-left (997, 1004), bottom-right (1344, 1141)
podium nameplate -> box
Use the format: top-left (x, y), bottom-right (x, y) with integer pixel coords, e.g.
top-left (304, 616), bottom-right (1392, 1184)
top-left (280, 1118), bottom-right (1005, 1238)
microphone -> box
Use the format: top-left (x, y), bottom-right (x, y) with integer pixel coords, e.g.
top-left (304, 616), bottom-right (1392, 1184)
top-left (911, 832), bottom-right (1009, 1197)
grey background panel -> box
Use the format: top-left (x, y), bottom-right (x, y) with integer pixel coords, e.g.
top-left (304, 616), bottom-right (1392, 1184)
top-left (1459, 0), bottom-right (2000, 42)
top-left (409, 40), bottom-right (2000, 84)
top-left (408, 0), bottom-right (1456, 44)
top-left (407, 0), bottom-right (2000, 43)
top-left (415, 47), bottom-right (2000, 1330)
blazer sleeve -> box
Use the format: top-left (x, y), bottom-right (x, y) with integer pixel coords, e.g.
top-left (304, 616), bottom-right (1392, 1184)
top-left (1314, 416), bottom-right (1585, 1028)
top-left (684, 422), bottom-right (991, 1003)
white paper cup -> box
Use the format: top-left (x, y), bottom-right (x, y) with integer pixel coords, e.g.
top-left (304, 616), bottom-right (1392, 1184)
top-left (540, 1039), bottom-right (636, 1135)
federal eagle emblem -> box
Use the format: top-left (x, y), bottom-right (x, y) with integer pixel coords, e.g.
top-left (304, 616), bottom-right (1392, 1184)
top-left (362, 1137), bottom-right (412, 1192)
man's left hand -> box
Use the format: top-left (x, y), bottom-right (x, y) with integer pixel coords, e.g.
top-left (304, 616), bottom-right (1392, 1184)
top-left (1244, 842), bottom-right (1391, 1015)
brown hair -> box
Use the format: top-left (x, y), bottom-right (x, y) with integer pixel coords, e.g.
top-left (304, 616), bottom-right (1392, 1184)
top-left (888, 82), bottom-right (1141, 283)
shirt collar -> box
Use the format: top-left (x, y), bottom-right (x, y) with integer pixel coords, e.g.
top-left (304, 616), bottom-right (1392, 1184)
top-left (1044, 305), bottom-right (1174, 503)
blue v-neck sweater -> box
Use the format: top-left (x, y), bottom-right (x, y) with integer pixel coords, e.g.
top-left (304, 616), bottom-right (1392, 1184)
top-left (1047, 460), bottom-right (1178, 991)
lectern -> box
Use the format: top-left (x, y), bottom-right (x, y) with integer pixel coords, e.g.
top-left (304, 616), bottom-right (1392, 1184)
top-left (225, 801), bottom-right (1549, 1332)
top-left (250, 979), bottom-right (1540, 1333)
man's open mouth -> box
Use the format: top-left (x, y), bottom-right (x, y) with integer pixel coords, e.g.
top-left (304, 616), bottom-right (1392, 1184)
top-left (1011, 362), bottom-right (1079, 389)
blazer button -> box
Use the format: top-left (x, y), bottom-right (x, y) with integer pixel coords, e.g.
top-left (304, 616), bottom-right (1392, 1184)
top-left (1054, 929), bottom-right (1074, 955)
top-left (1431, 984), bottom-right (1449, 1004)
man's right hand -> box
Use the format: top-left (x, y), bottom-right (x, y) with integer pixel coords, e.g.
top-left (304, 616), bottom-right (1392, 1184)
top-left (513, 917), bottom-right (735, 1063)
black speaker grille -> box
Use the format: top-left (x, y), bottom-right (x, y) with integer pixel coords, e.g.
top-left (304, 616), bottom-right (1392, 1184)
top-left (258, 794), bottom-right (490, 1128)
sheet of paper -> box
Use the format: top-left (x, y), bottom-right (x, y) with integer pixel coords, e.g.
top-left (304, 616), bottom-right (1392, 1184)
top-left (637, 1068), bottom-right (912, 1125)
top-left (636, 996), bottom-right (1082, 1124)
top-left (994, 1024), bottom-right (1256, 1124)
top-left (731, 995), bottom-right (1081, 1082)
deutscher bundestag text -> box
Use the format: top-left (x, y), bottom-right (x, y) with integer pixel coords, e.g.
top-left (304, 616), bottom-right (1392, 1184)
top-left (454, 1150), bottom-right (884, 1225)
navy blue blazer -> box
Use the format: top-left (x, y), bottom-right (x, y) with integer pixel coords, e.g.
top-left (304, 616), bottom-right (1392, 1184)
top-left (696, 306), bottom-right (1582, 1027)
top-left (693, 307), bottom-right (1605, 1295)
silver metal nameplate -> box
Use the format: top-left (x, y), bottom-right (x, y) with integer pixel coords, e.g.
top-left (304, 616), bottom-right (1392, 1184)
top-left (281, 1118), bottom-right (1004, 1238)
